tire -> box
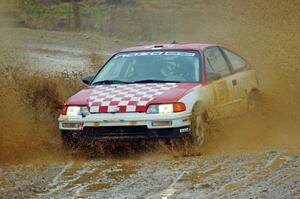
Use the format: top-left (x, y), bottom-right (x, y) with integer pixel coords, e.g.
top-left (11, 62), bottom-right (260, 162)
top-left (190, 103), bottom-right (207, 146)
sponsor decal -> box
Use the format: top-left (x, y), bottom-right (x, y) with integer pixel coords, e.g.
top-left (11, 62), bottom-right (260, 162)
top-left (114, 51), bottom-right (196, 59)
top-left (129, 121), bottom-right (138, 126)
top-left (93, 122), bottom-right (101, 126)
top-left (180, 127), bottom-right (190, 133)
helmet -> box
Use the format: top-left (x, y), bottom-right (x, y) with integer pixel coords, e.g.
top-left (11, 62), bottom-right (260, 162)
top-left (160, 61), bottom-right (178, 77)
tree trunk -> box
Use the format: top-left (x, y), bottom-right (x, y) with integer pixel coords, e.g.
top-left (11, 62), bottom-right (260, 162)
top-left (71, 0), bottom-right (81, 30)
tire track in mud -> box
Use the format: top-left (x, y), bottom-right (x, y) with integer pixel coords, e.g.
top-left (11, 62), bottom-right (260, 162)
top-left (35, 160), bottom-right (138, 198)
top-left (40, 161), bottom-right (106, 197)
top-left (148, 150), bottom-right (300, 199)
top-left (42, 162), bottom-right (74, 195)
top-left (2, 150), bottom-right (300, 198)
top-left (159, 170), bottom-right (187, 199)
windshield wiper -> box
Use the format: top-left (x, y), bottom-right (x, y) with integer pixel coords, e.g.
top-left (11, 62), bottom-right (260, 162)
top-left (134, 79), bottom-right (181, 83)
top-left (92, 80), bottom-right (133, 85)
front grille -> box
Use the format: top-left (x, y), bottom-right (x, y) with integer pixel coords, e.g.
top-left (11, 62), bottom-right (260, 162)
top-left (82, 126), bottom-right (149, 138)
top-left (78, 126), bottom-right (190, 140)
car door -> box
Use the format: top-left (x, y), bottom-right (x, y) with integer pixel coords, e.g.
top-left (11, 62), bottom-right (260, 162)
top-left (220, 47), bottom-right (256, 113)
top-left (203, 46), bottom-right (237, 118)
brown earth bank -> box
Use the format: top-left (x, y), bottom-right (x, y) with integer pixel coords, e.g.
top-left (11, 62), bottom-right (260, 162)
top-left (0, 0), bottom-right (300, 198)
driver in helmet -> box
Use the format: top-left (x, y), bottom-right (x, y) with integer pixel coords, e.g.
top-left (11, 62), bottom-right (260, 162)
top-left (160, 61), bottom-right (186, 81)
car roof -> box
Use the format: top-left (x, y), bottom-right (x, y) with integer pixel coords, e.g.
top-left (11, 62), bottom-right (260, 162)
top-left (120, 43), bottom-right (216, 53)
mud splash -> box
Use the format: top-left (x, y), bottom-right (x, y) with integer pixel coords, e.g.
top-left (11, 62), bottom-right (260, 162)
top-left (0, 62), bottom-right (83, 164)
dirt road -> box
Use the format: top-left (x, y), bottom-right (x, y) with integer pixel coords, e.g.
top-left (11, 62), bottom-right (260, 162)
top-left (2, 149), bottom-right (300, 199)
top-left (1, 1), bottom-right (300, 198)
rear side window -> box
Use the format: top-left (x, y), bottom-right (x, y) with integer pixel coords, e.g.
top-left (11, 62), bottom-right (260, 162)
top-left (204, 47), bottom-right (231, 77)
top-left (221, 48), bottom-right (247, 72)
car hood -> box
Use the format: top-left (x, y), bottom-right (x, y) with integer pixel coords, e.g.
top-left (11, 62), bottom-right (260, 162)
top-left (65, 83), bottom-right (200, 113)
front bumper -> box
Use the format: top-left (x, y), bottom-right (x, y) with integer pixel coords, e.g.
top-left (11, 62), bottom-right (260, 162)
top-left (58, 111), bottom-right (191, 130)
top-left (58, 112), bottom-right (191, 140)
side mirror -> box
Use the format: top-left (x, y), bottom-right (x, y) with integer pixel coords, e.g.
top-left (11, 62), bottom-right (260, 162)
top-left (206, 72), bottom-right (221, 82)
top-left (82, 76), bottom-right (94, 85)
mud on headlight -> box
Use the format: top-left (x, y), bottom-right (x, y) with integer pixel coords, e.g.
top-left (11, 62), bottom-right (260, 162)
top-left (146, 103), bottom-right (186, 114)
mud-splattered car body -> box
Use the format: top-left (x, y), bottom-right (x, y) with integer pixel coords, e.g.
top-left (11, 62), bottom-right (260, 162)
top-left (58, 43), bottom-right (259, 144)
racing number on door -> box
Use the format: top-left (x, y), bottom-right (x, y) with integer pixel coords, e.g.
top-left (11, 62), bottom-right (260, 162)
top-left (212, 80), bottom-right (230, 105)
top-left (204, 46), bottom-right (232, 106)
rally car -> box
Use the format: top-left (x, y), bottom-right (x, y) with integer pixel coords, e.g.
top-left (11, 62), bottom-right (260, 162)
top-left (58, 43), bottom-right (259, 146)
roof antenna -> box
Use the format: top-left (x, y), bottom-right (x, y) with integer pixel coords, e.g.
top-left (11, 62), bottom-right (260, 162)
top-left (171, 40), bottom-right (177, 44)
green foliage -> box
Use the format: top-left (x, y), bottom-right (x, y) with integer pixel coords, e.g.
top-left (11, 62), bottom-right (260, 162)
top-left (16, 0), bottom-right (22, 7)
top-left (56, 4), bottom-right (71, 15)
top-left (25, 1), bottom-right (39, 14)
top-left (105, 0), bottom-right (137, 5)
top-left (93, 7), bottom-right (106, 21)
top-left (18, 0), bottom-right (71, 15)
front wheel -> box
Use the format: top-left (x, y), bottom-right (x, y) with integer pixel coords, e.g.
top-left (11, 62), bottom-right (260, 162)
top-left (189, 105), bottom-right (207, 146)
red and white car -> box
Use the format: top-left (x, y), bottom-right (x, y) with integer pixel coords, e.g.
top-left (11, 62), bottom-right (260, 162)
top-left (58, 43), bottom-right (259, 146)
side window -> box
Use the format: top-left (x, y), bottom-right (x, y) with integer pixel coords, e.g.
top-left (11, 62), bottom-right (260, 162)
top-left (221, 48), bottom-right (246, 72)
top-left (205, 57), bottom-right (214, 73)
top-left (204, 47), bottom-right (231, 77)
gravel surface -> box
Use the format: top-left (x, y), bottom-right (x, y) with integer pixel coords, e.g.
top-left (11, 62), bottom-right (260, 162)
top-left (2, 150), bottom-right (300, 199)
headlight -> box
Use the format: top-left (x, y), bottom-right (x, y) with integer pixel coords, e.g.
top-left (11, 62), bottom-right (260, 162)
top-left (146, 103), bottom-right (186, 114)
top-left (67, 106), bottom-right (81, 116)
top-left (61, 106), bottom-right (90, 116)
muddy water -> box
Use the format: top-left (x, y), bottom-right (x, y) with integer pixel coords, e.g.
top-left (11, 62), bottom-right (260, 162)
top-left (2, 150), bottom-right (300, 198)
top-left (1, 0), bottom-right (300, 198)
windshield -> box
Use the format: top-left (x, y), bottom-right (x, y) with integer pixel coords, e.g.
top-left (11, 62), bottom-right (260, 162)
top-left (92, 50), bottom-right (201, 84)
